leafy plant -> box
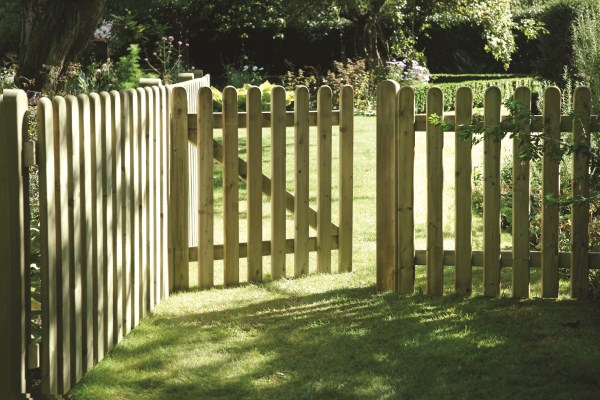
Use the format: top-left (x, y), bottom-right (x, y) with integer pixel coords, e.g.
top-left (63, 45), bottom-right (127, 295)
top-left (211, 81), bottom-right (293, 112)
top-left (223, 58), bottom-right (266, 87)
top-left (145, 36), bottom-right (188, 84)
top-left (116, 44), bottom-right (146, 89)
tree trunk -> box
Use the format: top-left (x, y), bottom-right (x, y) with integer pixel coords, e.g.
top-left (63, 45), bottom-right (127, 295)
top-left (18, 0), bottom-right (107, 92)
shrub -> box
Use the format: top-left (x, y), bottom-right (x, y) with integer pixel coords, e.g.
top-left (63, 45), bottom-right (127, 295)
top-left (324, 58), bottom-right (375, 115)
top-left (211, 81), bottom-right (293, 112)
top-left (411, 77), bottom-right (543, 114)
top-left (145, 36), bottom-right (189, 84)
top-left (115, 44), bottom-right (146, 89)
top-left (572, 1), bottom-right (600, 112)
top-left (223, 58), bottom-right (266, 88)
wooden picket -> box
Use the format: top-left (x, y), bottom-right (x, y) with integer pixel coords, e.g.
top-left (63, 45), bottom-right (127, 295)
top-left (571, 87), bottom-right (592, 298)
top-left (426, 87), bottom-right (444, 296)
top-left (454, 87), bottom-right (473, 296)
top-left (376, 84), bottom-right (600, 299)
top-left (512, 87), bottom-right (531, 298)
top-left (483, 87), bottom-right (502, 297)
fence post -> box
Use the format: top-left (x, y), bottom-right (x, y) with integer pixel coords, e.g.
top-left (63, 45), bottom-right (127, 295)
top-left (541, 87), bottom-right (561, 298)
top-left (454, 87), bottom-right (473, 296)
top-left (376, 80), bottom-right (399, 291)
top-left (169, 87), bottom-right (189, 290)
top-left (271, 86), bottom-right (287, 278)
top-left (483, 87), bottom-right (502, 297)
top-left (397, 87), bottom-right (415, 294)
top-left (339, 85), bottom-right (354, 274)
top-left (317, 86), bottom-right (333, 274)
top-left (426, 87), bottom-right (444, 296)
top-left (571, 87), bottom-right (592, 298)
top-left (222, 87), bottom-right (239, 286)
top-left (0, 89), bottom-right (28, 398)
top-left (512, 87), bottom-right (531, 298)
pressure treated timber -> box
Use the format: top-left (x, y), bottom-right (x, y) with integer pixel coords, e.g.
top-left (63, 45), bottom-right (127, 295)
top-left (339, 85), bottom-right (354, 274)
top-left (483, 87), bottom-right (502, 297)
top-left (376, 80), bottom-right (399, 291)
top-left (197, 87), bottom-right (215, 288)
top-left (271, 86), bottom-right (287, 278)
top-left (541, 87), bottom-right (561, 298)
top-left (454, 87), bottom-right (473, 296)
top-left (512, 87), bottom-right (531, 298)
top-left (246, 87), bottom-right (262, 282)
top-left (397, 87), bottom-right (415, 294)
top-left (294, 87), bottom-right (310, 277)
top-left (571, 87), bottom-right (592, 298)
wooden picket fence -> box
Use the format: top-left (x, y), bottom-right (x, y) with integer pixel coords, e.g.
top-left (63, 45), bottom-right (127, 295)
top-left (0, 76), bottom-right (212, 397)
top-left (169, 84), bottom-right (354, 289)
top-left (377, 81), bottom-right (600, 298)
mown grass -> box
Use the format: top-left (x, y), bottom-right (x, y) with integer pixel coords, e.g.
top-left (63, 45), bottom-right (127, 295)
top-left (68, 116), bottom-right (600, 399)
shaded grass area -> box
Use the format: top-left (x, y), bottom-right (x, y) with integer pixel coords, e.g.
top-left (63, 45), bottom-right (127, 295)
top-left (69, 116), bottom-right (600, 398)
top-left (70, 273), bottom-right (600, 399)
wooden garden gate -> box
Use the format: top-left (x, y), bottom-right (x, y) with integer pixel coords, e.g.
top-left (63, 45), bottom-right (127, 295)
top-left (169, 84), bottom-right (355, 289)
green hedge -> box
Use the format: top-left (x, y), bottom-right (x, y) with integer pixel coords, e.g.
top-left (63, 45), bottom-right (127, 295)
top-left (412, 77), bottom-right (544, 113)
top-left (430, 74), bottom-right (532, 84)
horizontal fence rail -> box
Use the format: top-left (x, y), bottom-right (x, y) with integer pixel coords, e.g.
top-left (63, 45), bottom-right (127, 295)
top-left (377, 81), bottom-right (599, 298)
top-left (170, 84), bottom-right (354, 289)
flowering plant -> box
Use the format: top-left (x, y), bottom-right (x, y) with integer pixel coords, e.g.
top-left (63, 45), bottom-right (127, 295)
top-left (145, 36), bottom-right (189, 84)
top-left (386, 58), bottom-right (430, 86)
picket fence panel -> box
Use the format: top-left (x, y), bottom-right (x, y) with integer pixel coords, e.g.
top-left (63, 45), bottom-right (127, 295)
top-left (376, 82), bottom-right (600, 298)
top-left (181, 84), bottom-right (354, 288)
top-left (30, 83), bottom-right (173, 395)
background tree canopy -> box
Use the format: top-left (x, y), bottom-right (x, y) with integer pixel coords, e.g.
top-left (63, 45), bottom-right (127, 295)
top-left (0, 0), bottom-right (596, 90)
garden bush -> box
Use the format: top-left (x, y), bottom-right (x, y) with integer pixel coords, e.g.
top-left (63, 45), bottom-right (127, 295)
top-left (412, 77), bottom-right (543, 114)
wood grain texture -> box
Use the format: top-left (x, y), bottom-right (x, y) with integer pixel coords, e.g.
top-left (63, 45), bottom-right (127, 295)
top-left (271, 86), bottom-right (287, 279)
top-left (483, 87), bottom-right (501, 297)
top-left (50, 96), bottom-right (71, 393)
top-left (512, 87), bottom-right (531, 298)
top-left (294, 86), bottom-right (310, 277)
top-left (197, 87), bottom-right (215, 288)
top-left (0, 90), bottom-right (28, 397)
top-left (100, 92), bottom-right (114, 352)
top-left (339, 85), bottom-right (354, 273)
top-left (222, 87), bottom-right (239, 286)
top-left (37, 97), bottom-right (59, 395)
top-left (571, 87), bottom-right (592, 298)
top-left (169, 87), bottom-right (190, 290)
top-left (317, 86), bottom-right (333, 273)
top-left (89, 93), bottom-right (104, 363)
top-left (110, 91), bottom-right (123, 345)
top-left (76, 94), bottom-right (93, 374)
top-left (541, 87), bottom-right (561, 298)
top-left (426, 87), bottom-right (444, 296)
top-left (397, 87), bottom-right (416, 294)
top-left (67, 95), bottom-right (83, 384)
top-left (454, 87), bottom-right (473, 296)
top-left (144, 87), bottom-right (154, 313)
top-left (376, 80), bottom-right (399, 291)
top-left (246, 86), bottom-right (262, 282)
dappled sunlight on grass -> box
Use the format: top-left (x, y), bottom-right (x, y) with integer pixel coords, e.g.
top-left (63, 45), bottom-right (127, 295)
top-left (70, 273), bottom-right (600, 399)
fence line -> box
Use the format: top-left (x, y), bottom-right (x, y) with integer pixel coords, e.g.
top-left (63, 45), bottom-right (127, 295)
top-left (0, 76), bottom-right (213, 397)
top-left (174, 84), bottom-right (354, 289)
top-left (376, 82), bottom-right (600, 298)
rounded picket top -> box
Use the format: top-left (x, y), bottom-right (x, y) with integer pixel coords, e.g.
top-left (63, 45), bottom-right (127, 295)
top-left (455, 87), bottom-right (473, 106)
top-left (573, 86), bottom-right (592, 110)
top-left (294, 85), bottom-right (309, 104)
top-left (271, 85), bottom-right (286, 104)
top-left (484, 86), bottom-right (502, 105)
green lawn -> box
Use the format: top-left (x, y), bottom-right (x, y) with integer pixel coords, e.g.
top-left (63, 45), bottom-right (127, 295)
top-left (68, 116), bottom-right (600, 399)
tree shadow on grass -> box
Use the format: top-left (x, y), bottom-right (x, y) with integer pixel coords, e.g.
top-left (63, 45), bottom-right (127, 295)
top-left (69, 284), bottom-right (600, 400)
